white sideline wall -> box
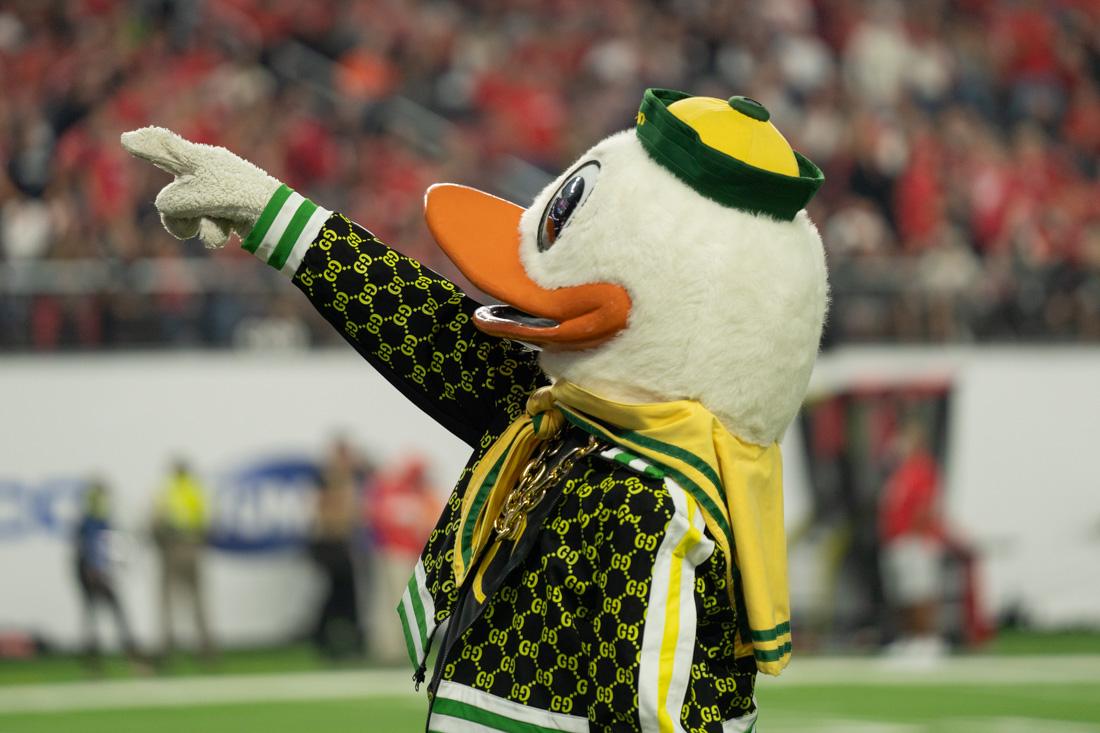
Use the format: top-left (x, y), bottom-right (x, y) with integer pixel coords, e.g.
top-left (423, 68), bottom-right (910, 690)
top-left (0, 350), bottom-right (475, 651)
top-left (0, 346), bottom-right (1098, 649)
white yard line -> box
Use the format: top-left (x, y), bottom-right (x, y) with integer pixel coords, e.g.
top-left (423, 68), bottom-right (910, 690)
top-left (951, 720), bottom-right (1100, 733)
top-left (758, 654), bottom-right (1100, 687)
top-left (0, 655), bottom-right (1098, 715)
top-left (749, 718), bottom-right (1100, 733)
top-left (757, 719), bottom-right (922, 733)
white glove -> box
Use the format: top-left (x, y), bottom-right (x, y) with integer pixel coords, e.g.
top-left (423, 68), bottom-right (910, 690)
top-left (120, 126), bottom-right (281, 249)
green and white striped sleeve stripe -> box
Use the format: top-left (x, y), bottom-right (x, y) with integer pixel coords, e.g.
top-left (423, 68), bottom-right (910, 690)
top-left (396, 559), bottom-right (436, 670)
top-left (600, 446), bottom-right (666, 480)
top-left (429, 681), bottom-right (588, 733)
top-left (638, 477), bottom-right (714, 733)
top-left (241, 184), bottom-right (331, 277)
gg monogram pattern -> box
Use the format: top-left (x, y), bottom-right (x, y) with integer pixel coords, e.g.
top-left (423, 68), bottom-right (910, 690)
top-left (293, 212), bottom-right (544, 449)
top-left (291, 212), bottom-right (756, 730)
top-left (443, 460), bottom-right (756, 731)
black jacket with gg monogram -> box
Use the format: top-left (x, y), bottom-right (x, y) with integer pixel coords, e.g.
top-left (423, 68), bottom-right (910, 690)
top-left (245, 189), bottom-right (758, 733)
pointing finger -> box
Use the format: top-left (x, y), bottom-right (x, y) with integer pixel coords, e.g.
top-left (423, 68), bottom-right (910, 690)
top-left (120, 127), bottom-right (197, 176)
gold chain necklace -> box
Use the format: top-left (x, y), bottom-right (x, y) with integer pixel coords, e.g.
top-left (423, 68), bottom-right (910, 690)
top-left (494, 434), bottom-right (601, 541)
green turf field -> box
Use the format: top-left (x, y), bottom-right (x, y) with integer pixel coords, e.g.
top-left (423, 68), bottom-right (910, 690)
top-left (0, 645), bottom-right (329, 686)
top-left (3, 630), bottom-right (1099, 686)
top-left (0, 698), bottom-right (426, 733)
top-left (2, 682), bottom-right (1099, 732)
top-left (2, 639), bottom-right (1099, 732)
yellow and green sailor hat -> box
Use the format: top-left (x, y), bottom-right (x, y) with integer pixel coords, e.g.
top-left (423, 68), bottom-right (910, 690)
top-left (635, 88), bottom-right (824, 221)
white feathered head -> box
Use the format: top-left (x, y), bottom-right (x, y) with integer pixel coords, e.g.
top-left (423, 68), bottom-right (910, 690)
top-left (425, 89), bottom-right (828, 445)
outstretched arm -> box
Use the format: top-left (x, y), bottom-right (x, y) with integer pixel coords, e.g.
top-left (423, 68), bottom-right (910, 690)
top-left (278, 201), bottom-right (543, 447)
top-left (122, 127), bottom-right (543, 446)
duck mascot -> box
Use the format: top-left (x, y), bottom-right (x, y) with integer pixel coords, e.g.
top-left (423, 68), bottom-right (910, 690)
top-left (122, 88), bottom-right (827, 732)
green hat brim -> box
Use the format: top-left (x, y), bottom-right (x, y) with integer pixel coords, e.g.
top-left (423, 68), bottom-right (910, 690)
top-left (635, 89), bottom-right (824, 221)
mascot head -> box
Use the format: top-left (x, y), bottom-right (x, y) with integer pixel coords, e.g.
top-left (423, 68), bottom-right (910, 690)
top-left (426, 89), bottom-right (827, 446)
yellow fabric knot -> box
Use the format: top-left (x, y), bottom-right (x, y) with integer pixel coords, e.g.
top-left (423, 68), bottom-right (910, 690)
top-left (453, 384), bottom-right (567, 588)
top-left (526, 386), bottom-right (564, 439)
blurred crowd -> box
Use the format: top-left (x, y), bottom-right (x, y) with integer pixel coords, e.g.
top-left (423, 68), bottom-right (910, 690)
top-left (2, 0), bottom-right (1099, 349)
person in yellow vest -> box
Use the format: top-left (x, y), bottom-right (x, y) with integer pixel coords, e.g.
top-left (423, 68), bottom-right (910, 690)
top-left (152, 459), bottom-right (215, 661)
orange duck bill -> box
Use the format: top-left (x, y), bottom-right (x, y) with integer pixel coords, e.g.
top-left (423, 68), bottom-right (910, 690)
top-left (424, 183), bottom-right (631, 351)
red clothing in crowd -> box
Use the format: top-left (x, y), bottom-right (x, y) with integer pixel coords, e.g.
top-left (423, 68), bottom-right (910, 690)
top-left (879, 451), bottom-right (945, 543)
top-left (365, 460), bottom-right (441, 558)
top-left (895, 136), bottom-right (945, 247)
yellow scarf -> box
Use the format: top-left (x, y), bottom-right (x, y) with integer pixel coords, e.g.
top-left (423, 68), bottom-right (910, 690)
top-left (454, 381), bottom-right (792, 675)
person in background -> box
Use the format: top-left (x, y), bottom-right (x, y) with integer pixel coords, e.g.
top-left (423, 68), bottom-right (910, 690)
top-left (73, 479), bottom-right (144, 671)
top-left (363, 455), bottom-right (442, 664)
top-left (878, 420), bottom-right (948, 661)
top-left (152, 459), bottom-right (215, 663)
top-left (308, 438), bottom-right (365, 659)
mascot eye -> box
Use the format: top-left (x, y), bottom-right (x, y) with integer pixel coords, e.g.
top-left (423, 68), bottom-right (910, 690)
top-left (537, 160), bottom-right (600, 251)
